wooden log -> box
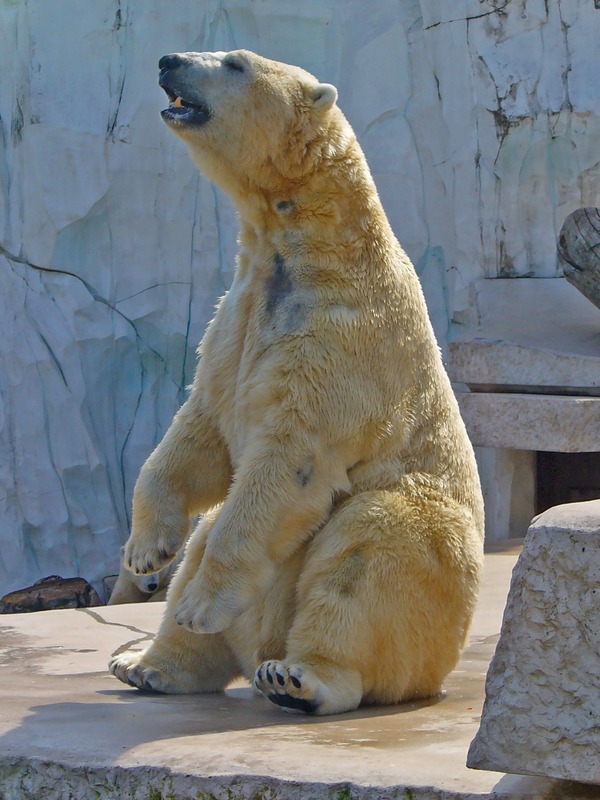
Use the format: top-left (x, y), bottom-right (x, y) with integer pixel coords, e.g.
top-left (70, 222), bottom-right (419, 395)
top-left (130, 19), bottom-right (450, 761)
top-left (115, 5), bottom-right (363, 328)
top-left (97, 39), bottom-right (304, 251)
top-left (557, 207), bottom-right (600, 311)
top-left (0, 575), bottom-right (103, 613)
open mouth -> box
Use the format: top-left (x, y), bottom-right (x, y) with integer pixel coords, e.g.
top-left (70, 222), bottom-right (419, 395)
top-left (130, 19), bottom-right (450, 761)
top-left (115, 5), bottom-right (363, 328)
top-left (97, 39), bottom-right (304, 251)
top-left (160, 84), bottom-right (212, 126)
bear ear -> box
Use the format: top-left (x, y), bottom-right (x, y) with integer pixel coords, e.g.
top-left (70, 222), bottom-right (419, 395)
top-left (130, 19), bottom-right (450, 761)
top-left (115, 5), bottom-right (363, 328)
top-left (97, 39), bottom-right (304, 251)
top-left (310, 82), bottom-right (338, 111)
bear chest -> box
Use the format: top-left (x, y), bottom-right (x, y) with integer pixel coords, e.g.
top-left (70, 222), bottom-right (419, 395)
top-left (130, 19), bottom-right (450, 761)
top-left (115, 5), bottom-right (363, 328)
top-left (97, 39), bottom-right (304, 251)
top-left (200, 259), bottom-right (313, 459)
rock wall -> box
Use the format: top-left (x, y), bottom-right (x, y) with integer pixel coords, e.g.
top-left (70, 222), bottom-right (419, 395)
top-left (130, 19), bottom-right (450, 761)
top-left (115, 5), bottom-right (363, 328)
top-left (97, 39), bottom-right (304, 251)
top-left (1, 0), bottom-right (599, 595)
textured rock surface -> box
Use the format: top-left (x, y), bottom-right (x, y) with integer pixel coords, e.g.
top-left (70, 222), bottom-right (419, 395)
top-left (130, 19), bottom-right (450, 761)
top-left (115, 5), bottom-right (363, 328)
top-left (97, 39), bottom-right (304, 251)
top-left (468, 500), bottom-right (600, 784)
top-left (1, 1), bottom-right (600, 594)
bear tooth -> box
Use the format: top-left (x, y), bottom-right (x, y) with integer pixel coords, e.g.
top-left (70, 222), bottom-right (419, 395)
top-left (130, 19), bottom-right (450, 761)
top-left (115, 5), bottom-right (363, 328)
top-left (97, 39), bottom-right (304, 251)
top-left (173, 96), bottom-right (183, 108)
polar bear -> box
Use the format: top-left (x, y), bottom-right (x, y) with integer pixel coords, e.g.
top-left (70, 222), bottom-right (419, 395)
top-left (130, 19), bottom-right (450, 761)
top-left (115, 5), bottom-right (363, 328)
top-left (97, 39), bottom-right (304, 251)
top-left (109, 50), bottom-right (484, 715)
top-left (107, 547), bottom-right (183, 604)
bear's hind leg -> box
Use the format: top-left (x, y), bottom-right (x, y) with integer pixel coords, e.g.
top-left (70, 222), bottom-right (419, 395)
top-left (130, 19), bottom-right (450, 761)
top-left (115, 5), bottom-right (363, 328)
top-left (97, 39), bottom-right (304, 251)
top-left (254, 489), bottom-right (482, 715)
top-left (109, 509), bottom-right (242, 693)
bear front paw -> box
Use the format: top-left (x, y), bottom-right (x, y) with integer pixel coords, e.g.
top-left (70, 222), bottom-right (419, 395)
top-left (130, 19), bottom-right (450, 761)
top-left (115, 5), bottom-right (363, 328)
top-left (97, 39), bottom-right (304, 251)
top-left (174, 577), bottom-right (239, 635)
top-left (109, 649), bottom-right (165, 692)
top-left (123, 537), bottom-right (179, 576)
top-left (109, 648), bottom-right (195, 694)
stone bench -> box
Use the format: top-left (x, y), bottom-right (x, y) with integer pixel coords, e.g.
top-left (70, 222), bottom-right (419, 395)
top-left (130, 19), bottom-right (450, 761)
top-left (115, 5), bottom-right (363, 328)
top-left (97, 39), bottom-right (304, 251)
top-left (468, 500), bottom-right (600, 785)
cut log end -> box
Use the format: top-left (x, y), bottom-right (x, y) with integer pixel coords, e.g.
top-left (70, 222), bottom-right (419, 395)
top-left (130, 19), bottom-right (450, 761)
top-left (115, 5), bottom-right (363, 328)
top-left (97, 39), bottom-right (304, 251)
top-left (557, 207), bottom-right (600, 312)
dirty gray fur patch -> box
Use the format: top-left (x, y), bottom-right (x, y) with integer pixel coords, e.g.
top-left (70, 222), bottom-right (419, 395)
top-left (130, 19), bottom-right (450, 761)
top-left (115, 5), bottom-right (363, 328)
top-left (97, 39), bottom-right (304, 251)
top-left (296, 457), bottom-right (314, 488)
top-left (276, 199), bottom-right (294, 212)
top-left (266, 253), bottom-right (293, 316)
top-left (331, 549), bottom-right (366, 597)
top-left (284, 300), bottom-right (306, 331)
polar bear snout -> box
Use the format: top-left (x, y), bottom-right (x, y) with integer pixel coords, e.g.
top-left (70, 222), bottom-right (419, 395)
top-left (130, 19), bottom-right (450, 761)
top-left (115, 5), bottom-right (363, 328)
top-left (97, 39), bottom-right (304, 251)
top-left (158, 53), bottom-right (186, 74)
top-left (158, 51), bottom-right (250, 131)
top-left (159, 53), bottom-right (214, 128)
top-left (158, 53), bottom-right (180, 73)
top-left (142, 576), bottom-right (159, 593)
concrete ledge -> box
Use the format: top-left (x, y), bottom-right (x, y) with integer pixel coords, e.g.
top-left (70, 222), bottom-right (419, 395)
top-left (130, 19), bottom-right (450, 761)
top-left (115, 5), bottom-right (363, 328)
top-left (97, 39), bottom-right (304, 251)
top-left (448, 339), bottom-right (600, 392)
top-left (455, 392), bottom-right (600, 452)
top-left (0, 553), bottom-right (596, 800)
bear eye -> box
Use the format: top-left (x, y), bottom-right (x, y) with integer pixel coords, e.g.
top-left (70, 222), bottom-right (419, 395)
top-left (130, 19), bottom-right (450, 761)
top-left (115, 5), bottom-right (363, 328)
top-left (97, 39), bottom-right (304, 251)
top-left (224, 57), bottom-right (245, 74)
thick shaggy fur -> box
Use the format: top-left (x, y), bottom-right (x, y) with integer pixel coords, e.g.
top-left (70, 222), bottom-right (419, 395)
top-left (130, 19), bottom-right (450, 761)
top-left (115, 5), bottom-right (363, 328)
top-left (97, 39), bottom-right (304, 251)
top-left (109, 50), bottom-right (484, 715)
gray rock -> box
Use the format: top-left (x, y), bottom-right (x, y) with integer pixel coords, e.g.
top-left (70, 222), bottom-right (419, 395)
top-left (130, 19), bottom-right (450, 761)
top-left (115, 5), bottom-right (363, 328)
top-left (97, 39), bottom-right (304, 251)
top-left (468, 500), bottom-right (600, 784)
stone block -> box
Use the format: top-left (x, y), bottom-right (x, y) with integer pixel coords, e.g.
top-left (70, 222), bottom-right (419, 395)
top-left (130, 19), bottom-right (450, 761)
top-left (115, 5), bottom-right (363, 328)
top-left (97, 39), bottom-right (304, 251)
top-left (448, 339), bottom-right (600, 393)
top-left (468, 500), bottom-right (600, 785)
top-left (455, 392), bottom-right (600, 452)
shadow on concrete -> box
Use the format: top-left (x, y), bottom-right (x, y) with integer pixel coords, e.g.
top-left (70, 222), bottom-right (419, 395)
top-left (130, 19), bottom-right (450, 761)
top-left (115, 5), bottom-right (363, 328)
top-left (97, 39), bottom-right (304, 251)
top-left (0, 677), bottom-right (445, 769)
top-left (489, 773), bottom-right (600, 799)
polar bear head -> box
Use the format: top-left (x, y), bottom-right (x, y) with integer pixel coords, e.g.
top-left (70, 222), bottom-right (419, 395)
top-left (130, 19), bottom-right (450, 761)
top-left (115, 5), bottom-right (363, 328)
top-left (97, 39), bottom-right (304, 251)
top-left (157, 50), bottom-right (339, 194)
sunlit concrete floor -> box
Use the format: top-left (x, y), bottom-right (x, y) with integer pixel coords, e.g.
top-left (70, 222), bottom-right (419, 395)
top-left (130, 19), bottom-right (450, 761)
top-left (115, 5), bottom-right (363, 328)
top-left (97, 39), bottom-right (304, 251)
top-left (0, 546), bottom-right (597, 800)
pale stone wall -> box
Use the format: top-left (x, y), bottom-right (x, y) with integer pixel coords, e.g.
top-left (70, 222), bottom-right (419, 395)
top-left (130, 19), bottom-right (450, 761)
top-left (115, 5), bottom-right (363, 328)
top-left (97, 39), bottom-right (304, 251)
top-left (1, 1), bottom-right (599, 593)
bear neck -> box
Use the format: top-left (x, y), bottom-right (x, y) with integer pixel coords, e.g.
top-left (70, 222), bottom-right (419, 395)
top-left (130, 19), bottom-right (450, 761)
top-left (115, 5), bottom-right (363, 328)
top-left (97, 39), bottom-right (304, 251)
top-left (228, 136), bottom-right (392, 259)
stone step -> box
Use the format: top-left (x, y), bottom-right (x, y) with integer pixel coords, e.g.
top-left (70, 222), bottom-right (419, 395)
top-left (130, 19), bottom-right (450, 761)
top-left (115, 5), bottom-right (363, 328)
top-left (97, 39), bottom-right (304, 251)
top-left (455, 391), bottom-right (600, 452)
top-left (448, 339), bottom-right (600, 394)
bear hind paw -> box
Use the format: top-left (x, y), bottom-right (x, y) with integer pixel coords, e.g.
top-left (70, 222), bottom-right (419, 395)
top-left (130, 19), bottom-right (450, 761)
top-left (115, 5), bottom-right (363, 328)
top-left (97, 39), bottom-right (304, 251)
top-left (254, 659), bottom-right (362, 716)
top-left (255, 661), bottom-right (318, 714)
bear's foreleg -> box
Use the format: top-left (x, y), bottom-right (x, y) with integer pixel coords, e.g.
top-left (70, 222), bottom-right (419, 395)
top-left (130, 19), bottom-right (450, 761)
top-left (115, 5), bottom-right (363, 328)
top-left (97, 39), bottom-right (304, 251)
top-left (174, 439), bottom-right (342, 635)
top-left (124, 392), bottom-right (232, 576)
top-left (110, 508), bottom-right (242, 693)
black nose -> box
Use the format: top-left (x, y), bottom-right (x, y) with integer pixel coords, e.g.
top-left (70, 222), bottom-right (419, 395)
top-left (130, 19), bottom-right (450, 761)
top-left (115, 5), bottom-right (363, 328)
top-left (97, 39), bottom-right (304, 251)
top-left (147, 581), bottom-right (158, 591)
top-left (159, 54), bottom-right (181, 73)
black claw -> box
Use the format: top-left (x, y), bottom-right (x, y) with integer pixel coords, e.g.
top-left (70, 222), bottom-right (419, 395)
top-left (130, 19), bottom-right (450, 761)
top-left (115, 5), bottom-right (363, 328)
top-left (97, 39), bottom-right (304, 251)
top-left (140, 680), bottom-right (163, 694)
top-left (257, 666), bottom-right (264, 682)
top-left (291, 675), bottom-right (302, 689)
top-left (276, 672), bottom-right (285, 686)
top-left (267, 671), bottom-right (274, 684)
top-left (145, 561), bottom-right (154, 572)
top-left (159, 548), bottom-right (170, 560)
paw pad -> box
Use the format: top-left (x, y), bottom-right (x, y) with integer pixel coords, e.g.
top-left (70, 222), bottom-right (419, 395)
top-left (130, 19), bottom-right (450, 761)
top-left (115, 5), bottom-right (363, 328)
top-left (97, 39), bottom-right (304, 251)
top-left (254, 660), bottom-right (319, 714)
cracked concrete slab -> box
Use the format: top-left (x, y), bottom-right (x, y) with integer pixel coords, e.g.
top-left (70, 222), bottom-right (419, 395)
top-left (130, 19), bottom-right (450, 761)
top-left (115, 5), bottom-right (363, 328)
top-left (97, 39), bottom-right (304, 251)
top-left (1, 551), bottom-right (598, 800)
